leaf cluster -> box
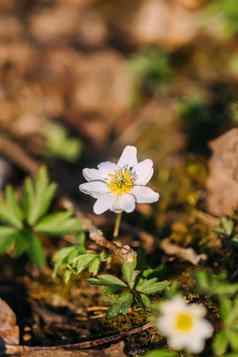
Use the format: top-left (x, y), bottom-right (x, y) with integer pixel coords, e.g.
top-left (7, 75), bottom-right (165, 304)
top-left (0, 167), bottom-right (82, 267)
top-left (42, 122), bottom-right (82, 162)
top-left (53, 235), bottom-right (108, 283)
top-left (89, 257), bottom-right (170, 318)
top-left (197, 272), bottom-right (238, 356)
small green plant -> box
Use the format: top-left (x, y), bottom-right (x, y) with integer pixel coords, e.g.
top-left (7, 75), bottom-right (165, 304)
top-left (42, 122), bottom-right (82, 162)
top-left (88, 256), bottom-right (170, 318)
top-left (197, 272), bottom-right (238, 356)
top-left (53, 237), bottom-right (108, 283)
top-left (0, 167), bottom-right (82, 267)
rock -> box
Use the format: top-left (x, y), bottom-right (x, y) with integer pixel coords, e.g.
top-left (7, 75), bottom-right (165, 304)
top-left (0, 297), bottom-right (19, 350)
top-left (130, 0), bottom-right (200, 48)
top-left (207, 129), bottom-right (238, 216)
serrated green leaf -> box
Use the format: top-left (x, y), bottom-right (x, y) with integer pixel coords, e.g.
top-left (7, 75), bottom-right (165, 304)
top-left (53, 245), bottom-right (83, 278)
top-left (72, 253), bottom-right (96, 273)
top-left (28, 234), bottom-right (46, 267)
top-left (140, 293), bottom-right (152, 308)
top-left (107, 291), bottom-right (133, 318)
top-left (88, 274), bottom-right (127, 288)
top-left (0, 227), bottom-right (17, 254)
top-left (5, 186), bottom-right (23, 224)
top-left (122, 255), bottom-right (137, 289)
top-left (213, 331), bottom-right (229, 356)
top-left (0, 188), bottom-right (23, 229)
top-left (21, 177), bottom-right (34, 220)
top-left (28, 167), bottom-right (57, 226)
top-left (35, 212), bottom-right (81, 235)
top-left (88, 257), bottom-right (101, 275)
top-left (136, 278), bottom-right (169, 295)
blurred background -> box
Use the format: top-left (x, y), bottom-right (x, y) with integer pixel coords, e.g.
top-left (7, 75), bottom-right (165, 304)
top-left (0, 0), bottom-right (238, 202)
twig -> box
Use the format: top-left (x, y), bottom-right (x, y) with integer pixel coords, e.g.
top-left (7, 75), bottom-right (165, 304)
top-left (0, 135), bottom-right (39, 174)
top-left (4, 322), bottom-right (153, 355)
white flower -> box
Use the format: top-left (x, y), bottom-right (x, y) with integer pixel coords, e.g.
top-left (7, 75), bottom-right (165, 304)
top-left (79, 145), bottom-right (159, 214)
top-left (157, 296), bottom-right (213, 354)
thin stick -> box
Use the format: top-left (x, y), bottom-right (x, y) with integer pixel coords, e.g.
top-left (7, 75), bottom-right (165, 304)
top-left (113, 212), bottom-right (122, 238)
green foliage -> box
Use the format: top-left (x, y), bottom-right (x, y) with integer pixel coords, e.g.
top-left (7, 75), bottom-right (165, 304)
top-left (129, 48), bottom-right (173, 103)
top-left (196, 271), bottom-right (238, 297)
top-left (53, 233), bottom-right (108, 283)
top-left (213, 297), bottom-right (238, 355)
top-left (206, 0), bottom-right (238, 38)
top-left (197, 272), bottom-right (238, 355)
top-left (0, 167), bottom-right (83, 267)
top-left (88, 256), bottom-right (170, 318)
top-left (42, 122), bottom-right (82, 162)
top-left (143, 349), bottom-right (177, 357)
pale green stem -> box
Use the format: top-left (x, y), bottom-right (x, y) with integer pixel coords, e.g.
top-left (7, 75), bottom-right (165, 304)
top-left (113, 211), bottom-right (122, 238)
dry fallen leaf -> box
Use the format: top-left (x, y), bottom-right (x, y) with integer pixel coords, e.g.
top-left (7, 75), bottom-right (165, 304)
top-left (207, 129), bottom-right (238, 216)
top-left (161, 238), bottom-right (207, 265)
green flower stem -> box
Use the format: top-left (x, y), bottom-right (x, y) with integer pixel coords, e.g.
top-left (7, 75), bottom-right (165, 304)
top-left (113, 212), bottom-right (122, 238)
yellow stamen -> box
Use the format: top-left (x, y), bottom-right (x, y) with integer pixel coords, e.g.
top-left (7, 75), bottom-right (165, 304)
top-left (107, 168), bottom-right (134, 195)
top-left (175, 312), bottom-right (193, 333)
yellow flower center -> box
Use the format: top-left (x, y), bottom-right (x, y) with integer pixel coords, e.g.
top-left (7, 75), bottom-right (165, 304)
top-left (175, 311), bottom-right (193, 333)
top-left (107, 168), bottom-right (134, 195)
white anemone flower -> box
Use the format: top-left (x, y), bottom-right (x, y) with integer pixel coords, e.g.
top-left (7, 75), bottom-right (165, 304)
top-left (157, 296), bottom-right (213, 354)
top-left (79, 145), bottom-right (159, 214)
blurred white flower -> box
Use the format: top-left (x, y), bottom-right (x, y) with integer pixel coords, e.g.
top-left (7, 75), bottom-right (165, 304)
top-left (157, 296), bottom-right (213, 353)
top-left (79, 145), bottom-right (159, 214)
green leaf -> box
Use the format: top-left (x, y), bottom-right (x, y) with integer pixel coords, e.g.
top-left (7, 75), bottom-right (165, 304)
top-left (28, 234), bottom-right (46, 267)
top-left (5, 186), bottom-right (23, 224)
top-left (221, 298), bottom-right (232, 322)
top-left (53, 246), bottom-right (83, 278)
top-left (14, 231), bottom-right (30, 256)
top-left (88, 257), bottom-right (101, 275)
top-left (144, 349), bottom-right (177, 357)
top-left (136, 278), bottom-right (169, 295)
top-left (21, 177), bottom-right (34, 220)
top-left (0, 226), bottom-right (17, 254)
top-left (140, 293), bottom-right (152, 308)
top-left (28, 167), bottom-right (57, 225)
top-left (88, 274), bottom-right (127, 288)
top-left (122, 255), bottom-right (137, 289)
top-left (0, 188), bottom-right (23, 229)
top-left (213, 331), bottom-right (229, 356)
top-left (227, 330), bottom-right (238, 351)
top-left (143, 349), bottom-right (177, 357)
top-left (35, 212), bottom-right (81, 235)
top-left (72, 253), bottom-right (96, 273)
top-left (107, 291), bottom-right (133, 318)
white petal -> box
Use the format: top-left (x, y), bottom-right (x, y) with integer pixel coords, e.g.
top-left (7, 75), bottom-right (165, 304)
top-left (79, 181), bottom-right (108, 198)
top-left (93, 194), bottom-right (114, 215)
top-left (97, 162), bottom-right (117, 181)
top-left (194, 319), bottom-right (213, 338)
top-left (117, 146), bottom-right (137, 168)
top-left (82, 168), bottom-right (104, 182)
top-left (187, 338), bottom-right (205, 353)
top-left (112, 194), bottom-right (136, 213)
top-left (134, 159), bottom-right (154, 185)
top-left (132, 186), bottom-right (159, 203)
